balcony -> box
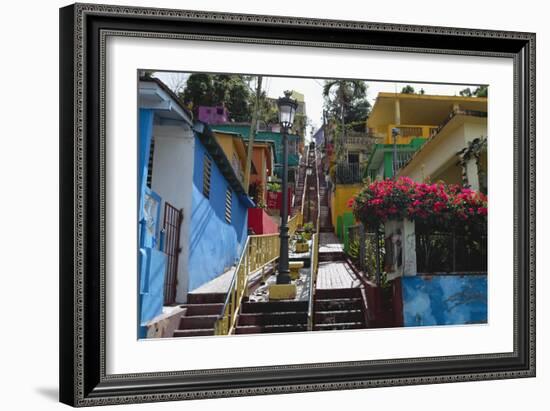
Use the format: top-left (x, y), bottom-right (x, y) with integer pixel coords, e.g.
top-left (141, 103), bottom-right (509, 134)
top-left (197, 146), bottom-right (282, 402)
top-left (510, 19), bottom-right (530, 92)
top-left (335, 162), bottom-right (367, 184)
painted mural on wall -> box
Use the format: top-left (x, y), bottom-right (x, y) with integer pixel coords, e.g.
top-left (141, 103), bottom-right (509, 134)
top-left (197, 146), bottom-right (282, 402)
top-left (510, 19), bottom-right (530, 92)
top-left (401, 275), bottom-right (487, 326)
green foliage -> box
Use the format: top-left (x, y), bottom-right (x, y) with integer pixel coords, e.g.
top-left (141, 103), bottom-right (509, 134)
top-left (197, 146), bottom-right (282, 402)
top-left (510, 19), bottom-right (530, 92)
top-left (347, 239), bottom-right (360, 259)
top-left (459, 86), bottom-right (487, 98)
top-left (248, 181), bottom-right (265, 207)
top-left (267, 182), bottom-right (281, 192)
top-left (401, 85), bottom-right (415, 94)
top-left (181, 74), bottom-right (252, 121)
top-left (303, 222), bottom-right (314, 233)
top-left (139, 70), bottom-right (155, 79)
top-left (459, 88), bottom-right (473, 97)
top-left (295, 231), bottom-right (308, 243)
top-left (323, 80), bottom-right (370, 133)
top-left (473, 85), bottom-right (488, 97)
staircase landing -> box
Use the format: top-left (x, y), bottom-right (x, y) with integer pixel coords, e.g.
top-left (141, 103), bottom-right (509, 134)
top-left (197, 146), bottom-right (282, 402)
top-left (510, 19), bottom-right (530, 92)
top-left (316, 260), bottom-right (361, 289)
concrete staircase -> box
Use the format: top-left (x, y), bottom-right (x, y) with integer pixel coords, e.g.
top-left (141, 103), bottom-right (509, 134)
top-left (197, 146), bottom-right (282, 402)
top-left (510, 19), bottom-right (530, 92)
top-left (292, 152), bottom-right (308, 215)
top-left (317, 154), bottom-right (334, 233)
top-left (235, 301), bottom-right (309, 334)
top-left (313, 288), bottom-right (367, 331)
top-left (172, 293), bottom-right (225, 337)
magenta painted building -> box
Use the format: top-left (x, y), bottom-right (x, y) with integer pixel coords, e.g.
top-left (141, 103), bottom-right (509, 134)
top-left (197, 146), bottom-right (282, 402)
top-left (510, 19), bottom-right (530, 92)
top-left (198, 105), bottom-right (230, 124)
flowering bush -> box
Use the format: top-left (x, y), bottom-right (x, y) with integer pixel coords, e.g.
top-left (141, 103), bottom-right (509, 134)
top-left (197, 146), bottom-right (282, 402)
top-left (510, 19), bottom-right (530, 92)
top-left (349, 177), bottom-right (487, 234)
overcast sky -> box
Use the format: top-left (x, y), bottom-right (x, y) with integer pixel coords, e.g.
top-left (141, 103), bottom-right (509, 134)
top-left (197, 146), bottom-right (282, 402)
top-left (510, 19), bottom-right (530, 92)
top-left (154, 71), bottom-right (483, 139)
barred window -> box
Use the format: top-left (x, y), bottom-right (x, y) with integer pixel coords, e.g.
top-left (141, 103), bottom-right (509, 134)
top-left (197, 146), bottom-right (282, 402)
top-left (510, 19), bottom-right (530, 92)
top-left (203, 155), bottom-right (212, 198)
top-left (146, 137), bottom-right (155, 189)
top-left (225, 187), bottom-right (232, 224)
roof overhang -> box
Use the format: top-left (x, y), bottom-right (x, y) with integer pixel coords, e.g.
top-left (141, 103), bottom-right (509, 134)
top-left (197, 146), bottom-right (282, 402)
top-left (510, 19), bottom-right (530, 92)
top-left (139, 79), bottom-right (193, 126)
top-left (397, 113), bottom-right (487, 176)
top-left (368, 92), bottom-right (488, 128)
top-left (194, 122), bottom-right (251, 200)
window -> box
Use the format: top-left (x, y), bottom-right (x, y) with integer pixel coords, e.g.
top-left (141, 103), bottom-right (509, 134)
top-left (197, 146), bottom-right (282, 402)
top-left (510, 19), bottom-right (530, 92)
top-left (203, 155), bottom-right (212, 198)
top-left (146, 137), bottom-right (155, 189)
top-left (348, 152), bottom-right (360, 164)
top-left (225, 187), bottom-right (232, 223)
top-left (289, 138), bottom-right (297, 155)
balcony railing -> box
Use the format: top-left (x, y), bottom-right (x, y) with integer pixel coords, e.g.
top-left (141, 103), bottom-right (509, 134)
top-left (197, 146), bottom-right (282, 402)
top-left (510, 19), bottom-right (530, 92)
top-left (335, 162), bottom-right (367, 184)
top-left (431, 109), bottom-right (487, 138)
top-left (394, 150), bottom-right (416, 171)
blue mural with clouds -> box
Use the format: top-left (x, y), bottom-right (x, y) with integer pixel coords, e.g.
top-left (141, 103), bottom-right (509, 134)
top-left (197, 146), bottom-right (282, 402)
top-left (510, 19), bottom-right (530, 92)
top-left (402, 275), bottom-right (487, 327)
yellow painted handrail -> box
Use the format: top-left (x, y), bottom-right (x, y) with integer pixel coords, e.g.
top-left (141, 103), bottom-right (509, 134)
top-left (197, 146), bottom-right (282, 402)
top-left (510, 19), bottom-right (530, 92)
top-left (300, 144), bottom-right (310, 218)
top-left (307, 233), bottom-right (320, 331)
top-left (307, 146), bottom-right (322, 331)
top-left (214, 233), bottom-right (280, 335)
top-left (288, 212), bottom-right (302, 237)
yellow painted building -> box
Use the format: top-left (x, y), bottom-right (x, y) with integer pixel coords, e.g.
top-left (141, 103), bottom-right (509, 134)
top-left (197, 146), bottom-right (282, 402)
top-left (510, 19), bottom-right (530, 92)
top-left (331, 92), bottom-right (488, 242)
top-left (213, 130), bottom-right (253, 185)
top-left (367, 92), bottom-right (488, 143)
top-left (398, 110), bottom-right (488, 192)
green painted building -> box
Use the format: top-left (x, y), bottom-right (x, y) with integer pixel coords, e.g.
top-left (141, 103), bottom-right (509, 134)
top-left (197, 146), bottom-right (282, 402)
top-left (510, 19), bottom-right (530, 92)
top-left (365, 138), bottom-right (427, 180)
top-left (211, 124), bottom-right (301, 180)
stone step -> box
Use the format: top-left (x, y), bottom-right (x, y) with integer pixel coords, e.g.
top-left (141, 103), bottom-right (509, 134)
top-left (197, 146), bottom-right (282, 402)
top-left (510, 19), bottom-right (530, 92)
top-left (238, 312), bottom-right (308, 326)
top-left (184, 303), bottom-right (224, 316)
top-left (241, 300), bottom-right (308, 314)
top-left (187, 292), bottom-right (227, 304)
top-left (316, 288), bottom-right (362, 299)
top-left (314, 322), bottom-right (364, 331)
top-left (315, 310), bottom-right (363, 324)
top-left (179, 315), bottom-right (218, 329)
top-left (235, 324), bottom-right (308, 334)
top-left (173, 328), bottom-right (215, 337)
top-left (314, 297), bottom-right (362, 311)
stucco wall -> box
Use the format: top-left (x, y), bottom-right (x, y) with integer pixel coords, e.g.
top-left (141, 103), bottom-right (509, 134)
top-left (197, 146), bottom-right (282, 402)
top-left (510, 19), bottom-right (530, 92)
top-left (399, 116), bottom-right (487, 182)
top-left (401, 275), bottom-right (488, 326)
top-left (331, 184), bottom-right (362, 232)
top-left (151, 124), bottom-right (195, 303)
top-left (188, 136), bottom-right (248, 291)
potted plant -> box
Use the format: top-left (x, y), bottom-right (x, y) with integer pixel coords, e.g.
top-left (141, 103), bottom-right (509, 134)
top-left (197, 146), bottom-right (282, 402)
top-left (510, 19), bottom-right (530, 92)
top-left (294, 232), bottom-right (309, 253)
top-left (302, 222), bottom-right (314, 240)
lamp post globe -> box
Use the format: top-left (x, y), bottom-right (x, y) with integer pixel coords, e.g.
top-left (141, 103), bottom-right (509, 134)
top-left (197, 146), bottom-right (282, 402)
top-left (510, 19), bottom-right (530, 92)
top-left (276, 91), bottom-right (298, 284)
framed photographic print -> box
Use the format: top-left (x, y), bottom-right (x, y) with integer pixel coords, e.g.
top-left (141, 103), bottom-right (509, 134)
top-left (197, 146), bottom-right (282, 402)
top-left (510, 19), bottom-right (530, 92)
top-left (59, 3), bottom-right (535, 407)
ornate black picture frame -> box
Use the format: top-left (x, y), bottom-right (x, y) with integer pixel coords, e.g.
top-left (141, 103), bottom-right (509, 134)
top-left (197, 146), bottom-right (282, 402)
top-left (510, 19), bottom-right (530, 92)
top-left (59, 3), bottom-right (535, 407)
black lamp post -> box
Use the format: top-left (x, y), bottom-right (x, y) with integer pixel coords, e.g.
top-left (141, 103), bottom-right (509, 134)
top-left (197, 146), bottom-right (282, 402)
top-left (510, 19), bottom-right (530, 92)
top-left (276, 90), bottom-right (298, 284)
top-left (392, 127), bottom-right (399, 177)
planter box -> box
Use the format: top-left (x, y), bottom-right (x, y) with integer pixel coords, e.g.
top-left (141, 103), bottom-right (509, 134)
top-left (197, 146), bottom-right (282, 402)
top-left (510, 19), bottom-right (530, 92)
top-left (295, 242), bottom-right (309, 253)
top-left (248, 208), bottom-right (279, 234)
top-left (363, 279), bottom-right (399, 328)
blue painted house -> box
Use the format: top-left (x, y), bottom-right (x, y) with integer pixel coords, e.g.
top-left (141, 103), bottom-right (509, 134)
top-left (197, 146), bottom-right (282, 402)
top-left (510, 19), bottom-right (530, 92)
top-left (138, 78), bottom-right (253, 336)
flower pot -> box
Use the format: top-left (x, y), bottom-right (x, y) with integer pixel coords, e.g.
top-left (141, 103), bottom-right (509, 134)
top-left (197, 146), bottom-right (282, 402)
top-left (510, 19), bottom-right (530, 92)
top-left (295, 242), bottom-right (309, 253)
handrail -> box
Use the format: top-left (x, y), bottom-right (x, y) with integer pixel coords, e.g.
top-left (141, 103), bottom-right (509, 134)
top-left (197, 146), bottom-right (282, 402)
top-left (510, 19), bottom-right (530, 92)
top-left (307, 233), bottom-right (320, 331)
top-left (307, 145), bottom-right (322, 331)
top-left (300, 144), bottom-right (310, 218)
top-left (288, 212), bottom-right (302, 236)
top-left (214, 233), bottom-right (280, 335)
top-left (314, 147), bottom-right (321, 235)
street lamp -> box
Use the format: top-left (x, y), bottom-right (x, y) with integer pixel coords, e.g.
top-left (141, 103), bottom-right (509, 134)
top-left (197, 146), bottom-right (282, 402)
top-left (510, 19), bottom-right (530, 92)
top-left (392, 127), bottom-right (400, 177)
top-left (276, 90), bottom-right (298, 284)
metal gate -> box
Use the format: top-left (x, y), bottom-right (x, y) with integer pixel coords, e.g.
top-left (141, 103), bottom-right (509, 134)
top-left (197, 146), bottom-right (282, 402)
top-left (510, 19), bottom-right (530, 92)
top-left (163, 202), bottom-right (183, 305)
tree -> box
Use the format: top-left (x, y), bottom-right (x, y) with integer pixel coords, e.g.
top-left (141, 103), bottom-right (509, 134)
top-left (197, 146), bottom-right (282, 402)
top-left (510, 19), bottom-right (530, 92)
top-left (166, 72), bottom-right (189, 95)
top-left (401, 85), bottom-right (415, 94)
top-left (180, 74), bottom-right (252, 120)
top-left (459, 86), bottom-right (487, 98)
top-left (139, 70), bottom-right (155, 79)
top-left (473, 85), bottom-right (488, 97)
top-left (211, 75), bottom-right (252, 122)
top-left (323, 80), bottom-right (369, 133)
top-left (180, 73), bottom-right (215, 111)
top-left (459, 88), bottom-right (473, 97)
top-left (323, 80), bottom-right (370, 164)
